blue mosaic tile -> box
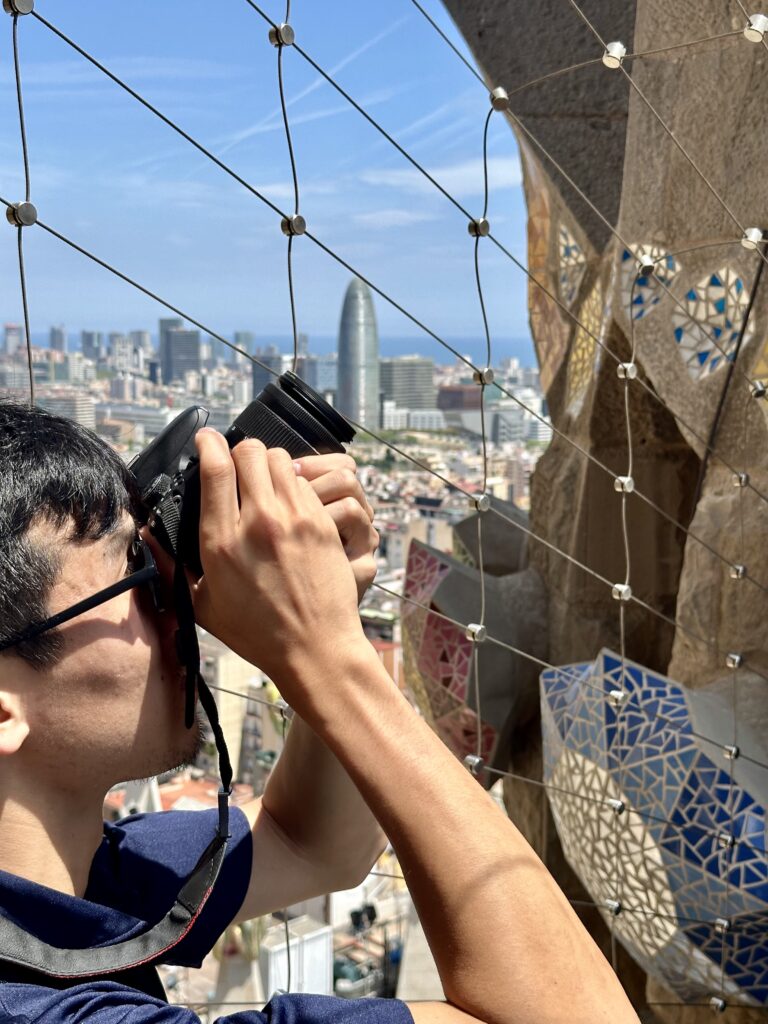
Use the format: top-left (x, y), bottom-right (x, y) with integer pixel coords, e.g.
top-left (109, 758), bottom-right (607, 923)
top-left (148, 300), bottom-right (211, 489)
top-left (540, 649), bottom-right (768, 1007)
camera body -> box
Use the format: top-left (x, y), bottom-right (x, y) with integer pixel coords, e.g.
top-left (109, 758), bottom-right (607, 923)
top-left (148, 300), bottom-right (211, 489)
top-left (129, 371), bottom-right (354, 576)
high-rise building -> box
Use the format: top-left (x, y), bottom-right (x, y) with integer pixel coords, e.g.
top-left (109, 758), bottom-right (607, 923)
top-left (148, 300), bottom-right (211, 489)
top-left (38, 391), bottom-right (96, 430)
top-left (165, 328), bottom-right (201, 384)
top-left (81, 330), bottom-right (104, 361)
top-left (109, 333), bottom-right (134, 373)
top-left (380, 355), bottom-right (436, 410)
top-left (49, 325), bottom-right (66, 353)
top-left (304, 352), bottom-right (338, 396)
top-left (129, 329), bottom-right (153, 355)
top-left (232, 330), bottom-right (254, 368)
top-left (251, 344), bottom-right (283, 395)
top-left (159, 317), bottom-right (183, 384)
top-left (337, 278), bottom-right (379, 428)
top-left (3, 324), bottom-right (23, 356)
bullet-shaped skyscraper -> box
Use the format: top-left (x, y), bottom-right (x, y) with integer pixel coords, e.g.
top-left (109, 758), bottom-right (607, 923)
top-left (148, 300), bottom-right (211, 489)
top-left (337, 278), bottom-right (379, 428)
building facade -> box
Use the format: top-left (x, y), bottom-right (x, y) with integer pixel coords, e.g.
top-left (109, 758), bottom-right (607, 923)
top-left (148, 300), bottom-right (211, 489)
top-left (380, 355), bottom-right (436, 410)
top-left (337, 278), bottom-right (380, 428)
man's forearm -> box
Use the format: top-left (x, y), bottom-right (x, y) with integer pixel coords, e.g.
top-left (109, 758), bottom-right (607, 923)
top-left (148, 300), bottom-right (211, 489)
top-left (292, 642), bottom-right (639, 1024)
top-left (261, 709), bottom-right (387, 884)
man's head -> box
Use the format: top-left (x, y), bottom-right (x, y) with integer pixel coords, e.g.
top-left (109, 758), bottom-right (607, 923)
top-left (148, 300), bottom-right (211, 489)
top-left (0, 402), bottom-right (196, 796)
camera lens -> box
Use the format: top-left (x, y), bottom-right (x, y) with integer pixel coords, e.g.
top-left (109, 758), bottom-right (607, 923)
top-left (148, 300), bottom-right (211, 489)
top-left (226, 372), bottom-right (353, 458)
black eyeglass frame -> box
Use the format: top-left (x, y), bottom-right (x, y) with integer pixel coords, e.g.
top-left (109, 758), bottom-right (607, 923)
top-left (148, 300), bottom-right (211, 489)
top-left (0, 537), bottom-right (161, 654)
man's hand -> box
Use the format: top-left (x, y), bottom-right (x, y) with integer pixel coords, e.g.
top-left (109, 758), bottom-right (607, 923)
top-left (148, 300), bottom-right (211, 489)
top-left (293, 453), bottom-right (379, 604)
top-left (189, 430), bottom-right (368, 694)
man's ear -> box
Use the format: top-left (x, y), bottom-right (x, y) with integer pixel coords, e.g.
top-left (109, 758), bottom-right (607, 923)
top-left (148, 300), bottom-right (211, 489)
top-left (0, 690), bottom-right (30, 756)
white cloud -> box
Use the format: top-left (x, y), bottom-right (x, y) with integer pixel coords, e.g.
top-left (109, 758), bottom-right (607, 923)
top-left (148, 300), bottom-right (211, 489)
top-left (214, 16), bottom-right (410, 157)
top-left (352, 208), bottom-right (438, 230)
top-left (361, 156), bottom-right (522, 198)
top-left (0, 57), bottom-right (241, 89)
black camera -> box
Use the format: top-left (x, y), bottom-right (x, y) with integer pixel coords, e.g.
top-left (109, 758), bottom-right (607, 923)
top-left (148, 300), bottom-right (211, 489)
top-left (129, 371), bottom-right (355, 577)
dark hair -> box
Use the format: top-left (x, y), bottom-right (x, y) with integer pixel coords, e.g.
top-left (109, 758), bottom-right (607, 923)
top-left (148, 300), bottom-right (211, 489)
top-left (0, 401), bottom-right (136, 668)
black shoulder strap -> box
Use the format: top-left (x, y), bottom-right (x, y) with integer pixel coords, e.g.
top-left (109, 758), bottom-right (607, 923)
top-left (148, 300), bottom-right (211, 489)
top-left (0, 792), bottom-right (230, 980)
top-left (0, 960), bottom-right (168, 1002)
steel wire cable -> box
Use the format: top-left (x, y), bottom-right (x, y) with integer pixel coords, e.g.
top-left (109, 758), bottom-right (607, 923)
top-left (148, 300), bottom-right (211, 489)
top-left (24, 8), bottom-right (768, 557)
top-left (407, 0), bottom-right (486, 87)
top-left (565, 0), bottom-right (764, 263)
top-left (374, 581), bottom-right (768, 776)
top-left (692, 249), bottom-right (767, 509)
top-left (467, 104), bottom-right (497, 759)
top-left (502, 99), bottom-right (768, 421)
top-left (408, 1), bottom-right (759, 408)
top-left (405, 2), bottom-right (768, 510)
top-left (5, 4), bottom-right (765, 996)
top-left (733, 0), bottom-right (768, 54)
top-left (209, 638), bottom-right (768, 865)
top-left (273, 1), bottom-right (301, 372)
top-left (29, 11), bottom-right (284, 220)
top-left (10, 11), bottom-right (34, 406)
top-left (5, 20), bottom-right (768, 724)
top-left (6, 195), bottom-right (768, 685)
top-left (6, 200), bottom-right (767, 686)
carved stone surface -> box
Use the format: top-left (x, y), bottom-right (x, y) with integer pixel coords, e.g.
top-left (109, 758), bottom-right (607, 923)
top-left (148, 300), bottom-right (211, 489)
top-left (439, 1), bottom-right (768, 1017)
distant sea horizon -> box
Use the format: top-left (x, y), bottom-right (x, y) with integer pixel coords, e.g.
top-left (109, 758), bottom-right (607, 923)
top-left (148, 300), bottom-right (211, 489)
top-left (31, 331), bottom-right (536, 368)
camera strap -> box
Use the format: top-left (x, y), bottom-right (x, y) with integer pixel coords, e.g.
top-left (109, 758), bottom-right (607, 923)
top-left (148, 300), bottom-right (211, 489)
top-left (0, 479), bottom-right (236, 981)
top-left (0, 789), bottom-right (231, 978)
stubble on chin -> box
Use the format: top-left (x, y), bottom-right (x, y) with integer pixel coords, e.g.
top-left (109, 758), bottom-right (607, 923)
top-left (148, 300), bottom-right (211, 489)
top-left (168, 715), bottom-right (206, 774)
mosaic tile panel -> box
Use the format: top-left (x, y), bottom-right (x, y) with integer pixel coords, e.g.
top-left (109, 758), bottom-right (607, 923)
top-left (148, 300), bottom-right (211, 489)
top-left (401, 543), bottom-right (498, 770)
top-left (541, 649), bottom-right (768, 1006)
top-left (559, 224), bottom-right (587, 308)
top-left (522, 152), bottom-right (570, 395)
top-left (620, 246), bottom-right (680, 321)
top-left (566, 279), bottom-right (603, 416)
top-left (671, 266), bottom-right (752, 380)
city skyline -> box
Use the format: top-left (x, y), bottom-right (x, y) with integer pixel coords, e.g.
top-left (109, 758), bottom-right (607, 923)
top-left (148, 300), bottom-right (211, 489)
top-left (2, 324), bottom-right (536, 369)
top-left (0, 2), bottom-right (528, 345)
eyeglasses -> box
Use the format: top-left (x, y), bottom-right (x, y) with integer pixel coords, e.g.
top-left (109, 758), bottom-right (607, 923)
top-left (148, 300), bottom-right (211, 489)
top-left (0, 536), bottom-right (162, 654)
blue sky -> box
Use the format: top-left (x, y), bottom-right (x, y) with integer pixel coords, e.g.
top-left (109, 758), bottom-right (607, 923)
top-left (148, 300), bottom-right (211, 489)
top-left (0, 0), bottom-right (530, 360)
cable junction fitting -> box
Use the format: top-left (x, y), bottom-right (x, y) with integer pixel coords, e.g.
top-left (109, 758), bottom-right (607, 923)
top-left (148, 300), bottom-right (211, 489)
top-left (470, 493), bottom-right (491, 513)
top-left (2, 0), bottom-right (34, 13)
top-left (489, 86), bottom-right (510, 112)
top-left (274, 697), bottom-right (291, 714)
top-left (751, 380), bottom-right (767, 399)
top-left (473, 366), bottom-right (494, 385)
top-left (635, 250), bottom-right (656, 276)
top-left (5, 201), bottom-right (37, 227)
top-left (602, 41), bottom-right (626, 69)
top-left (723, 743), bottom-right (740, 761)
top-left (617, 362), bottom-right (637, 381)
top-left (465, 622), bottom-right (487, 643)
top-left (732, 472), bottom-right (750, 488)
top-left (463, 753), bottom-right (485, 776)
top-left (280, 214), bottom-right (306, 237)
top-left (468, 217), bottom-right (490, 237)
top-left (607, 797), bottom-right (625, 816)
top-left (611, 583), bottom-right (632, 602)
top-left (726, 652), bottom-right (743, 670)
top-left (608, 689), bottom-right (627, 708)
top-left (717, 831), bottom-right (735, 850)
top-left (741, 227), bottom-right (765, 250)
top-left (614, 476), bottom-right (634, 494)
top-left (268, 22), bottom-right (295, 46)
top-left (709, 996), bottom-right (727, 1014)
top-left (714, 917), bottom-right (731, 935)
top-left (730, 564), bottom-right (747, 580)
top-left (744, 13), bottom-right (768, 42)
top-left (604, 898), bottom-right (622, 917)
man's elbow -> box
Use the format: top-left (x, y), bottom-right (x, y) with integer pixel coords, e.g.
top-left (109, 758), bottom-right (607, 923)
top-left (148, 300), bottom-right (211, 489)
top-left (329, 829), bottom-right (389, 891)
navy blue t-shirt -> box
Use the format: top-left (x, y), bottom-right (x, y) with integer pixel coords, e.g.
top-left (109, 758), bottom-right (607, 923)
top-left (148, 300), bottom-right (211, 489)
top-left (0, 807), bottom-right (414, 1024)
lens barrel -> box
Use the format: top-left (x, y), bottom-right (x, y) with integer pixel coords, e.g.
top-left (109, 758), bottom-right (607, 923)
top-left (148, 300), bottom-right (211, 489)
top-left (173, 372), bottom-right (354, 574)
